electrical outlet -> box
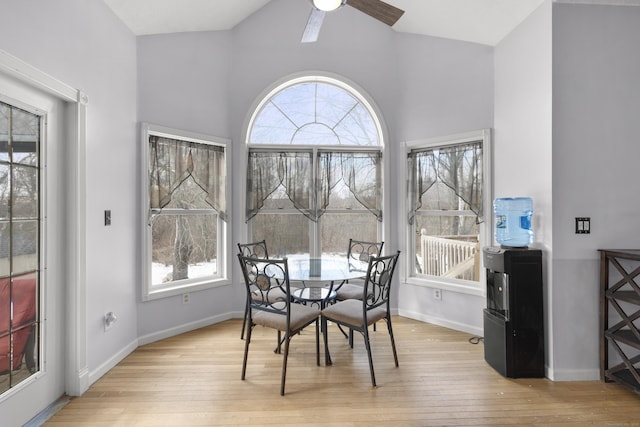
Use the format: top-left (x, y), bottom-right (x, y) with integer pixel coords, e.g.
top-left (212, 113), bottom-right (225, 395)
top-left (433, 289), bottom-right (442, 301)
top-left (104, 312), bottom-right (117, 332)
top-left (182, 293), bottom-right (190, 304)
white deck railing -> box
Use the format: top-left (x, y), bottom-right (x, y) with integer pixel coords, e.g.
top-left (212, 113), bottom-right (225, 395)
top-left (418, 232), bottom-right (479, 281)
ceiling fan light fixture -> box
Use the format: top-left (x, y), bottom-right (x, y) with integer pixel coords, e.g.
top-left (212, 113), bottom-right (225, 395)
top-left (312, 0), bottom-right (345, 12)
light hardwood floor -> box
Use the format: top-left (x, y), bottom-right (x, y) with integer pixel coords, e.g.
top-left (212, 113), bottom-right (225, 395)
top-left (45, 317), bottom-right (640, 426)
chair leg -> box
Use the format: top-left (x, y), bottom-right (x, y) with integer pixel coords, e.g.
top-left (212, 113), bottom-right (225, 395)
top-left (322, 317), bottom-right (332, 366)
top-left (241, 322), bottom-right (252, 380)
top-left (336, 323), bottom-right (349, 339)
top-left (280, 334), bottom-right (291, 396)
top-left (241, 301), bottom-right (249, 340)
top-left (362, 327), bottom-right (377, 387)
top-left (315, 319), bottom-right (320, 366)
top-left (386, 317), bottom-right (399, 367)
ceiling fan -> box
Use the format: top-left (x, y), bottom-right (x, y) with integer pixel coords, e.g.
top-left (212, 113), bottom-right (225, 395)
top-left (301, 0), bottom-right (405, 43)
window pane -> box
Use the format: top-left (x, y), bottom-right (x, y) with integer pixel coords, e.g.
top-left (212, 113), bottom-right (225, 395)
top-left (151, 213), bottom-right (218, 285)
top-left (0, 103), bottom-right (8, 162)
top-left (334, 103), bottom-right (378, 146)
top-left (251, 213), bottom-right (309, 258)
top-left (11, 108), bottom-right (39, 167)
top-left (414, 214), bottom-right (479, 281)
top-left (12, 220), bottom-right (38, 275)
top-left (0, 164), bottom-right (9, 220)
top-left (12, 165), bottom-right (38, 219)
top-left (164, 175), bottom-right (213, 210)
top-left (0, 269), bottom-right (38, 391)
top-left (326, 179), bottom-right (367, 210)
top-left (261, 185), bottom-right (295, 209)
top-left (419, 181), bottom-right (472, 211)
top-left (321, 213), bottom-right (377, 256)
top-left (0, 222), bottom-right (8, 277)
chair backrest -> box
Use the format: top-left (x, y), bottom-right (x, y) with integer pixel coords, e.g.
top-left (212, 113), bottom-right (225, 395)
top-left (347, 239), bottom-right (384, 270)
top-left (237, 240), bottom-right (269, 259)
top-left (237, 254), bottom-right (291, 317)
top-left (362, 251), bottom-right (401, 311)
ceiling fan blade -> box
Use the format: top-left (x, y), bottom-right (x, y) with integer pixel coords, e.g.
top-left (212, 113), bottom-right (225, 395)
top-left (301, 8), bottom-right (326, 43)
top-left (347, 0), bottom-right (405, 27)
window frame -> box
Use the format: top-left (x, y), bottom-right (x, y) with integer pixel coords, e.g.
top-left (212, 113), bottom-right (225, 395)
top-left (402, 129), bottom-right (492, 296)
top-left (242, 72), bottom-right (389, 257)
top-left (246, 145), bottom-right (383, 257)
top-left (140, 123), bottom-right (231, 301)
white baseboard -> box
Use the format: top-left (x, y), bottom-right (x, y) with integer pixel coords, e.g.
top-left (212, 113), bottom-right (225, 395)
top-left (546, 367), bottom-right (599, 381)
top-left (88, 311), bottom-right (241, 389)
top-left (137, 312), bottom-right (235, 346)
top-left (398, 309), bottom-right (483, 337)
top-left (88, 338), bottom-right (138, 386)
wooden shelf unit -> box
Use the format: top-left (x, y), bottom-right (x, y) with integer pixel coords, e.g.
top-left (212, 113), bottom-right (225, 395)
top-left (599, 249), bottom-right (640, 395)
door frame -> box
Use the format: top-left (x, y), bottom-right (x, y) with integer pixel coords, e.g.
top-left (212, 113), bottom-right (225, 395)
top-left (0, 49), bottom-right (88, 396)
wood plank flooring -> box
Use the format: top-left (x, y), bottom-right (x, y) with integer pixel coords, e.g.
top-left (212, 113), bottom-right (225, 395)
top-left (44, 317), bottom-right (640, 426)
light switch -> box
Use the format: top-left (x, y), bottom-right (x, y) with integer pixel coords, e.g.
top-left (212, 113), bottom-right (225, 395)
top-left (105, 210), bottom-right (111, 226)
top-left (575, 217), bottom-right (590, 234)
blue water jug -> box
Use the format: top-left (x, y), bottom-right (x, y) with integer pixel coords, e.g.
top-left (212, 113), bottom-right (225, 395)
top-left (494, 197), bottom-right (533, 248)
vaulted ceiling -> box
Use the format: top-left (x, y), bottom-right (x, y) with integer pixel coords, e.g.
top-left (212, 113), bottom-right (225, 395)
top-left (103, 0), bottom-right (640, 46)
top-left (104, 0), bottom-right (548, 46)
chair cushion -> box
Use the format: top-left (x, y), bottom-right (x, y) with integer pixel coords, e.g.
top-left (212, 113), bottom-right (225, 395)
top-left (253, 303), bottom-right (319, 332)
top-left (321, 299), bottom-right (387, 328)
top-left (336, 283), bottom-right (368, 301)
top-left (250, 284), bottom-right (301, 304)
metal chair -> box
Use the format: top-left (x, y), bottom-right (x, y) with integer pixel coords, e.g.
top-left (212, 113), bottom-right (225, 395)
top-left (237, 241), bottom-right (269, 339)
top-left (335, 239), bottom-right (384, 301)
top-left (335, 239), bottom-right (384, 342)
top-left (237, 254), bottom-right (320, 396)
top-left (321, 251), bottom-right (401, 387)
top-left (237, 240), bottom-right (269, 259)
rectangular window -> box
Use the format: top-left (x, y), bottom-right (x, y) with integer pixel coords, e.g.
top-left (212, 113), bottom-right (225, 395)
top-left (247, 148), bottom-right (382, 258)
top-left (406, 130), bottom-right (491, 288)
top-left (142, 124), bottom-right (230, 300)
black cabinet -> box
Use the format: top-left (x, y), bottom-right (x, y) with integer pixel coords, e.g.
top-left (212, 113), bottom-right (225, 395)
top-left (483, 247), bottom-right (545, 378)
top-left (599, 249), bottom-right (640, 395)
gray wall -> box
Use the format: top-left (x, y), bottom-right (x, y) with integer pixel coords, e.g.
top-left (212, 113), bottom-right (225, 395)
top-left (494, 1), bottom-right (554, 374)
top-left (395, 32), bottom-right (493, 334)
top-left (552, 3), bottom-right (640, 380)
top-left (135, 0), bottom-right (495, 339)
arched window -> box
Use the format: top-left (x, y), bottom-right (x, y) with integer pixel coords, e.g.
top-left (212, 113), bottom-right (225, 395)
top-left (249, 80), bottom-right (380, 146)
top-left (246, 75), bottom-right (384, 258)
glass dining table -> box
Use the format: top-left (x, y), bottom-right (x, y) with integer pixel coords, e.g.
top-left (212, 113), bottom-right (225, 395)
top-left (286, 256), bottom-right (368, 309)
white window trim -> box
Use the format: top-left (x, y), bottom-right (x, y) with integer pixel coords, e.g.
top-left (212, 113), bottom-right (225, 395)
top-left (401, 129), bottom-right (492, 297)
top-left (140, 123), bottom-right (232, 301)
top-left (0, 48), bottom-right (89, 396)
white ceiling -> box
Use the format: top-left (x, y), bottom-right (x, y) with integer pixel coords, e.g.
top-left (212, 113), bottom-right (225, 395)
top-left (103, 0), bottom-right (640, 46)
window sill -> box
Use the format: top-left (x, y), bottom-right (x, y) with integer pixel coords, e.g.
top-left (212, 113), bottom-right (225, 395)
top-left (403, 276), bottom-right (485, 297)
top-left (142, 277), bottom-right (231, 302)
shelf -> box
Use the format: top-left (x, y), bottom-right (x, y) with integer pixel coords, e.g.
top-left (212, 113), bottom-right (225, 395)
top-left (606, 290), bottom-right (640, 305)
top-left (605, 330), bottom-right (640, 350)
top-left (605, 369), bottom-right (640, 394)
top-left (599, 249), bottom-right (640, 396)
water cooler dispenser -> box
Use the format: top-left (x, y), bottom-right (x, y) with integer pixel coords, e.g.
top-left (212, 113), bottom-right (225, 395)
top-left (483, 247), bottom-right (545, 378)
